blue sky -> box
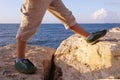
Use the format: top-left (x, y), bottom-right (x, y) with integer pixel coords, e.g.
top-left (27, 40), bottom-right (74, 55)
top-left (0, 0), bottom-right (120, 23)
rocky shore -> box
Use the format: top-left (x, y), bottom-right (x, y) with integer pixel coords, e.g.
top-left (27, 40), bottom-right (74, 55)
top-left (0, 45), bottom-right (55, 80)
top-left (0, 27), bottom-right (120, 80)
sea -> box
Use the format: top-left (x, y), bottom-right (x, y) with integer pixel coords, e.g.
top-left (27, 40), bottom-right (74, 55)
top-left (0, 23), bottom-right (120, 48)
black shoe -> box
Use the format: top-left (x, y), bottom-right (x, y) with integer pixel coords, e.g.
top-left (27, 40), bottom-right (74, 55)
top-left (14, 59), bottom-right (37, 74)
top-left (86, 29), bottom-right (107, 44)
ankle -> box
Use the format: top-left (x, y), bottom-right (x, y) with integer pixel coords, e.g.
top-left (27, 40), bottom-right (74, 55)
top-left (86, 33), bottom-right (92, 38)
top-left (15, 58), bottom-right (25, 62)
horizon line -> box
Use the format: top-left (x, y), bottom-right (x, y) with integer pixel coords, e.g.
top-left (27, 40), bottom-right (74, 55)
top-left (0, 22), bottom-right (120, 24)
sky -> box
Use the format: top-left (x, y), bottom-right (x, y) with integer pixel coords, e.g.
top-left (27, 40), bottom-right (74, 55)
top-left (0, 0), bottom-right (120, 23)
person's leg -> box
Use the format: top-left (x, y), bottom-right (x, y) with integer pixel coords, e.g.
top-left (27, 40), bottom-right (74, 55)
top-left (69, 23), bottom-right (89, 38)
top-left (48, 0), bottom-right (107, 43)
top-left (15, 0), bottom-right (53, 74)
top-left (69, 23), bottom-right (107, 44)
top-left (48, 0), bottom-right (89, 38)
top-left (16, 37), bottom-right (26, 59)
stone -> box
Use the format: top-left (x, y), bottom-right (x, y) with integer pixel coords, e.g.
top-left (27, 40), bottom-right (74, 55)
top-left (0, 27), bottom-right (120, 80)
top-left (54, 27), bottom-right (120, 80)
top-left (0, 44), bottom-right (55, 80)
top-left (109, 27), bottom-right (120, 32)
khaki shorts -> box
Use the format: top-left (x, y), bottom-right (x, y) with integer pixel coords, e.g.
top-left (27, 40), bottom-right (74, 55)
top-left (16, 0), bottom-right (77, 41)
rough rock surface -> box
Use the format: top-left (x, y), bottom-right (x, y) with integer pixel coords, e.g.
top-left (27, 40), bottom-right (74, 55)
top-left (0, 27), bottom-right (120, 80)
top-left (54, 27), bottom-right (120, 80)
top-left (0, 44), bottom-right (55, 80)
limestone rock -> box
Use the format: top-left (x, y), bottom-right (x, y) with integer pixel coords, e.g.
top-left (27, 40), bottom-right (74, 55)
top-left (54, 27), bottom-right (120, 80)
top-left (0, 44), bottom-right (55, 80)
top-left (109, 27), bottom-right (120, 32)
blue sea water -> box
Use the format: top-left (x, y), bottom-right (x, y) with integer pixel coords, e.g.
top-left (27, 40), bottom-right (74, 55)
top-left (0, 23), bottom-right (120, 48)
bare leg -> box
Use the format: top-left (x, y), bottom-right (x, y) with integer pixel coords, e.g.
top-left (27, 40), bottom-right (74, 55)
top-left (16, 37), bottom-right (27, 58)
top-left (70, 23), bottom-right (90, 38)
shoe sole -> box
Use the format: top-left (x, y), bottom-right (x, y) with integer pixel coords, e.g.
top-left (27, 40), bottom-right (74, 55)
top-left (16, 67), bottom-right (37, 74)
